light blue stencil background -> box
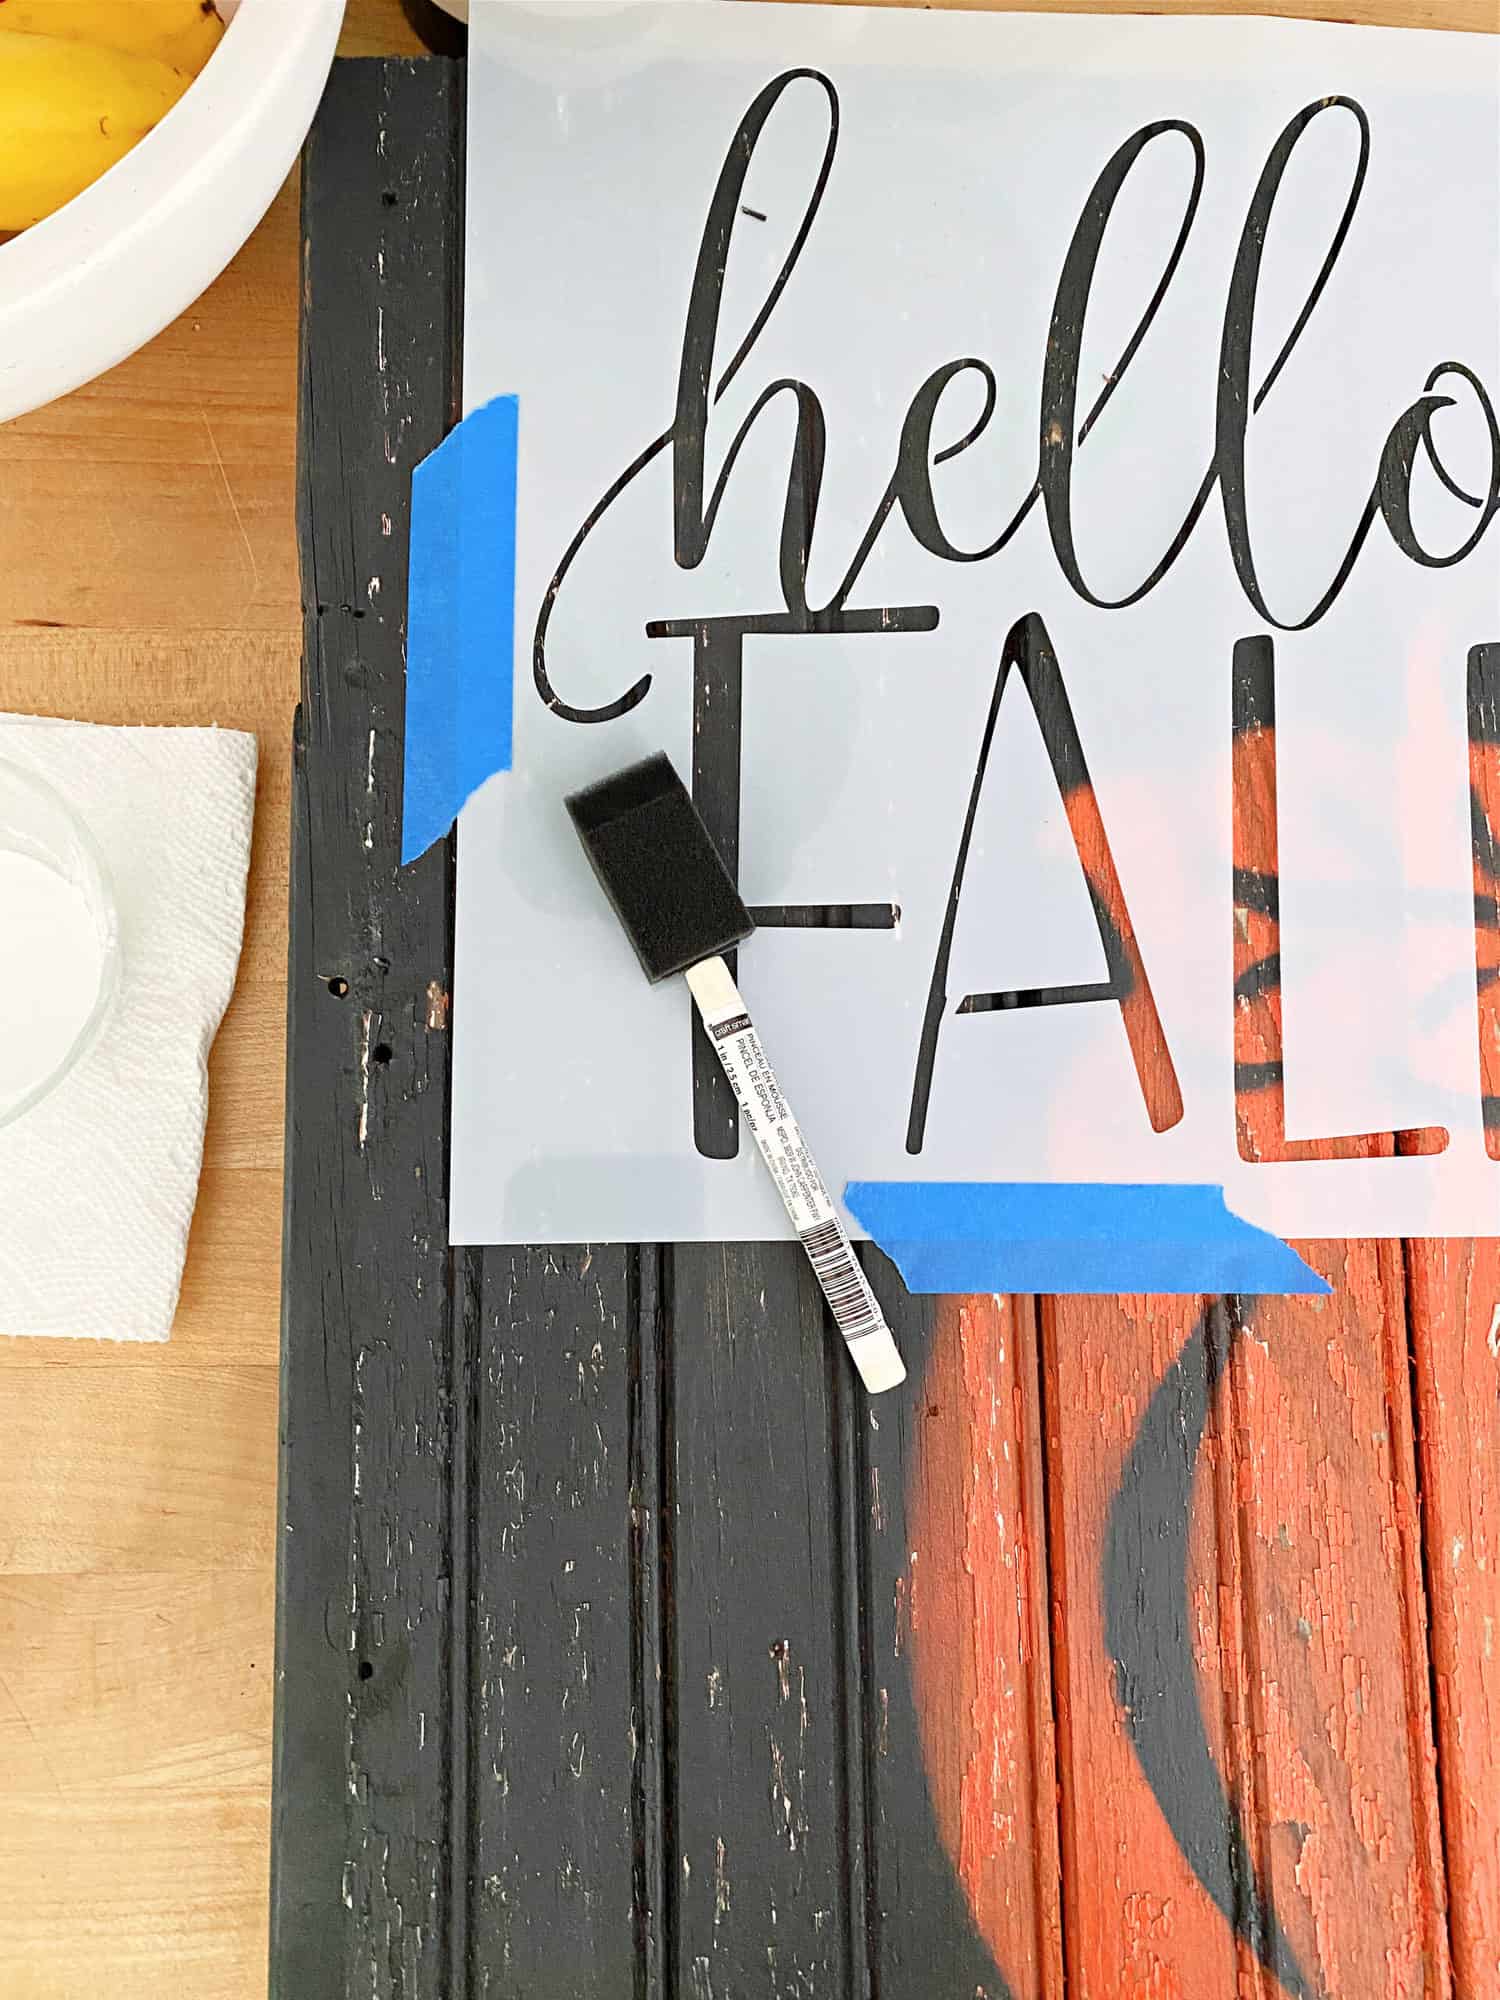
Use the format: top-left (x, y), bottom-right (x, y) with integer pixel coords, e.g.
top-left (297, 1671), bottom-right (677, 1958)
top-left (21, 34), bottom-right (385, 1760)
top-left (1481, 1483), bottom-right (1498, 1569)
top-left (451, 1), bottom-right (1499, 1244)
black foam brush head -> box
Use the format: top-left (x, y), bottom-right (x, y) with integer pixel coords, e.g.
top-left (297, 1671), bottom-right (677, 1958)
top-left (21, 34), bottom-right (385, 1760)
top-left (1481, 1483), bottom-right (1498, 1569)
top-left (566, 752), bottom-right (755, 983)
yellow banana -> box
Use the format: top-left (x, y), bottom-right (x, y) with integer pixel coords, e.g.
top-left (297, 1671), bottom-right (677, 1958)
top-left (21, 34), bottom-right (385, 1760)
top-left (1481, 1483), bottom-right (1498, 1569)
top-left (0, 30), bottom-right (192, 232)
top-left (0, 2), bottom-right (223, 74)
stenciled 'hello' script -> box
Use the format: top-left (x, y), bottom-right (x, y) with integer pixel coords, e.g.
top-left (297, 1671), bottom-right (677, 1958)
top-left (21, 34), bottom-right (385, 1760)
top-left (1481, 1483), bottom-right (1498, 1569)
top-left (452, 1), bottom-right (1500, 1245)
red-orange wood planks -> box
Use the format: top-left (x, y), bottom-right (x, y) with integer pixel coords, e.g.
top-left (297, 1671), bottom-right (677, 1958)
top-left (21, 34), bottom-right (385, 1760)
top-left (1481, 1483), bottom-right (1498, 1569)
top-left (907, 1293), bottom-right (1066, 1996)
top-left (901, 648), bottom-right (1481, 1998)
top-left (1405, 1240), bottom-right (1500, 1997)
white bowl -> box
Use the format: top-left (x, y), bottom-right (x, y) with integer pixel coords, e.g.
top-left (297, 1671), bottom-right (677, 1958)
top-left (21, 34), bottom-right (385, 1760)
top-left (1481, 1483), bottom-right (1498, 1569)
top-left (0, 0), bottom-right (346, 424)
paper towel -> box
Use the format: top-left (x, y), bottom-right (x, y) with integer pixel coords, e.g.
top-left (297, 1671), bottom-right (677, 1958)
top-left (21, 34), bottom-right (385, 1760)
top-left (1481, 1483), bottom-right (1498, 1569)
top-left (0, 716), bottom-right (257, 1341)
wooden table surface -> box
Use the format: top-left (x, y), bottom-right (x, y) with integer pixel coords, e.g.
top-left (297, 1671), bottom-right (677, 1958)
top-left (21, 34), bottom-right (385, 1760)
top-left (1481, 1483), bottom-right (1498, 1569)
top-left (0, 6), bottom-right (423, 1995)
top-left (0, 2), bottom-right (1492, 1997)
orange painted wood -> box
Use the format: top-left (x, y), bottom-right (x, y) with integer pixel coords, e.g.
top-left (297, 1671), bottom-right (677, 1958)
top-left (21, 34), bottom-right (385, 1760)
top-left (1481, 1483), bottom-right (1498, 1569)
top-left (1232, 676), bottom-right (1456, 2000)
top-left (971, 677), bottom-right (1452, 1997)
top-left (1044, 1271), bottom-right (1453, 2000)
top-left (907, 1293), bottom-right (1066, 1996)
top-left (1057, 723), bottom-right (1182, 1136)
top-left (1040, 1264), bottom-right (1448, 2000)
top-left (1404, 1239), bottom-right (1500, 1997)
top-left (1230, 641), bottom-right (1440, 1163)
top-left (1037, 1269), bottom-right (1454, 2000)
top-left (1216, 677), bottom-right (1448, 1996)
top-left (1392, 682), bottom-right (1500, 1994)
top-left (1210, 1257), bottom-right (1451, 1999)
top-left (1042, 1290), bottom-right (1252, 1999)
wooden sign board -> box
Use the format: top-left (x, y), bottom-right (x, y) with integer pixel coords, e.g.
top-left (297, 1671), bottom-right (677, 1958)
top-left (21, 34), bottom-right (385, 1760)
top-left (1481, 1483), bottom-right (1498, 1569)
top-left (273, 52), bottom-right (1499, 2000)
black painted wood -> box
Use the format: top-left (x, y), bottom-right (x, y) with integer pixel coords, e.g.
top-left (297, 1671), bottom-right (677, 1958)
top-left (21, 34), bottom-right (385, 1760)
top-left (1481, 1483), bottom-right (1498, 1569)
top-left (466, 1244), bottom-right (653, 1997)
top-left (273, 59), bottom-right (467, 2000)
top-left (275, 55), bottom-right (1009, 2000)
top-left (667, 1245), bottom-right (860, 1995)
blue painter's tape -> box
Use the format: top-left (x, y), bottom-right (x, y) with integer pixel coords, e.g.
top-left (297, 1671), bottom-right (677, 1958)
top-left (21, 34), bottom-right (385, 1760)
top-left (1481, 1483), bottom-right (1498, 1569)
top-left (842, 1182), bottom-right (1330, 1297)
top-left (401, 395), bottom-right (518, 865)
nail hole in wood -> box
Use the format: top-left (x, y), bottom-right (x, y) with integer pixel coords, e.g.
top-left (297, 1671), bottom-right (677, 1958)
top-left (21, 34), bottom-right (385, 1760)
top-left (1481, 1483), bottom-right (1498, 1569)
top-left (372, 1043), bottom-right (393, 1066)
top-left (357, 1660), bottom-right (374, 1681)
top-left (327, 976), bottom-right (349, 998)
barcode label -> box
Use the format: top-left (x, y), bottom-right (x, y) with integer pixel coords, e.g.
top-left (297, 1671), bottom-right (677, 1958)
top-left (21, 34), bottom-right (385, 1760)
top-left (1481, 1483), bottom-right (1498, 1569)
top-left (798, 1218), bottom-right (886, 1343)
top-left (685, 958), bottom-right (902, 1384)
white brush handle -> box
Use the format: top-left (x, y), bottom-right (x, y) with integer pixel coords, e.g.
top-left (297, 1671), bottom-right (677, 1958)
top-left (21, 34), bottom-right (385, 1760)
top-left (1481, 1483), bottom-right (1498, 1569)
top-left (684, 956), bottom-right (906, 1395)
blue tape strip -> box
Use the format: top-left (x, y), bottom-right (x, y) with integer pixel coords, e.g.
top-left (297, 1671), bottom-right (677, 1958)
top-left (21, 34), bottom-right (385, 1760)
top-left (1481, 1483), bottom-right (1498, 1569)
top-left (401, 395), bottom-right (518, 865)
top-left (842, 1182), bottom-right (1329, 1296)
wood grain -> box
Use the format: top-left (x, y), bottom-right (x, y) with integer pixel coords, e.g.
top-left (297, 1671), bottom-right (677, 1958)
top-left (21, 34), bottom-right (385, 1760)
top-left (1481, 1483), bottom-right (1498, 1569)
top-left (465, 1248), bottom-right (652, 1999)
top-left (906, 1293), bottom-right (1065, 1995)
top-left (1042, 1294), bottom-right (1256, 1997)
top-left (278, 82), bottom-right (1042, 2000)
top-left (1397, 653), bottom-right (1500, 1997)
top-left (1227, 644), bottom-right (1451, 1998)
top-left (899, 609), bottom-right (1460, 1992)
top-left (1, 3), bottom-right (1494, 1998)
top-left (1405, 1240), bottom-right (1500, 1996)
top-left (272, 63), bottom-right (466, 2000)
top-left (668, 1247), bottom-right (868, 1996)
top-left (969, 587), bottom-right (1456, 1999)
